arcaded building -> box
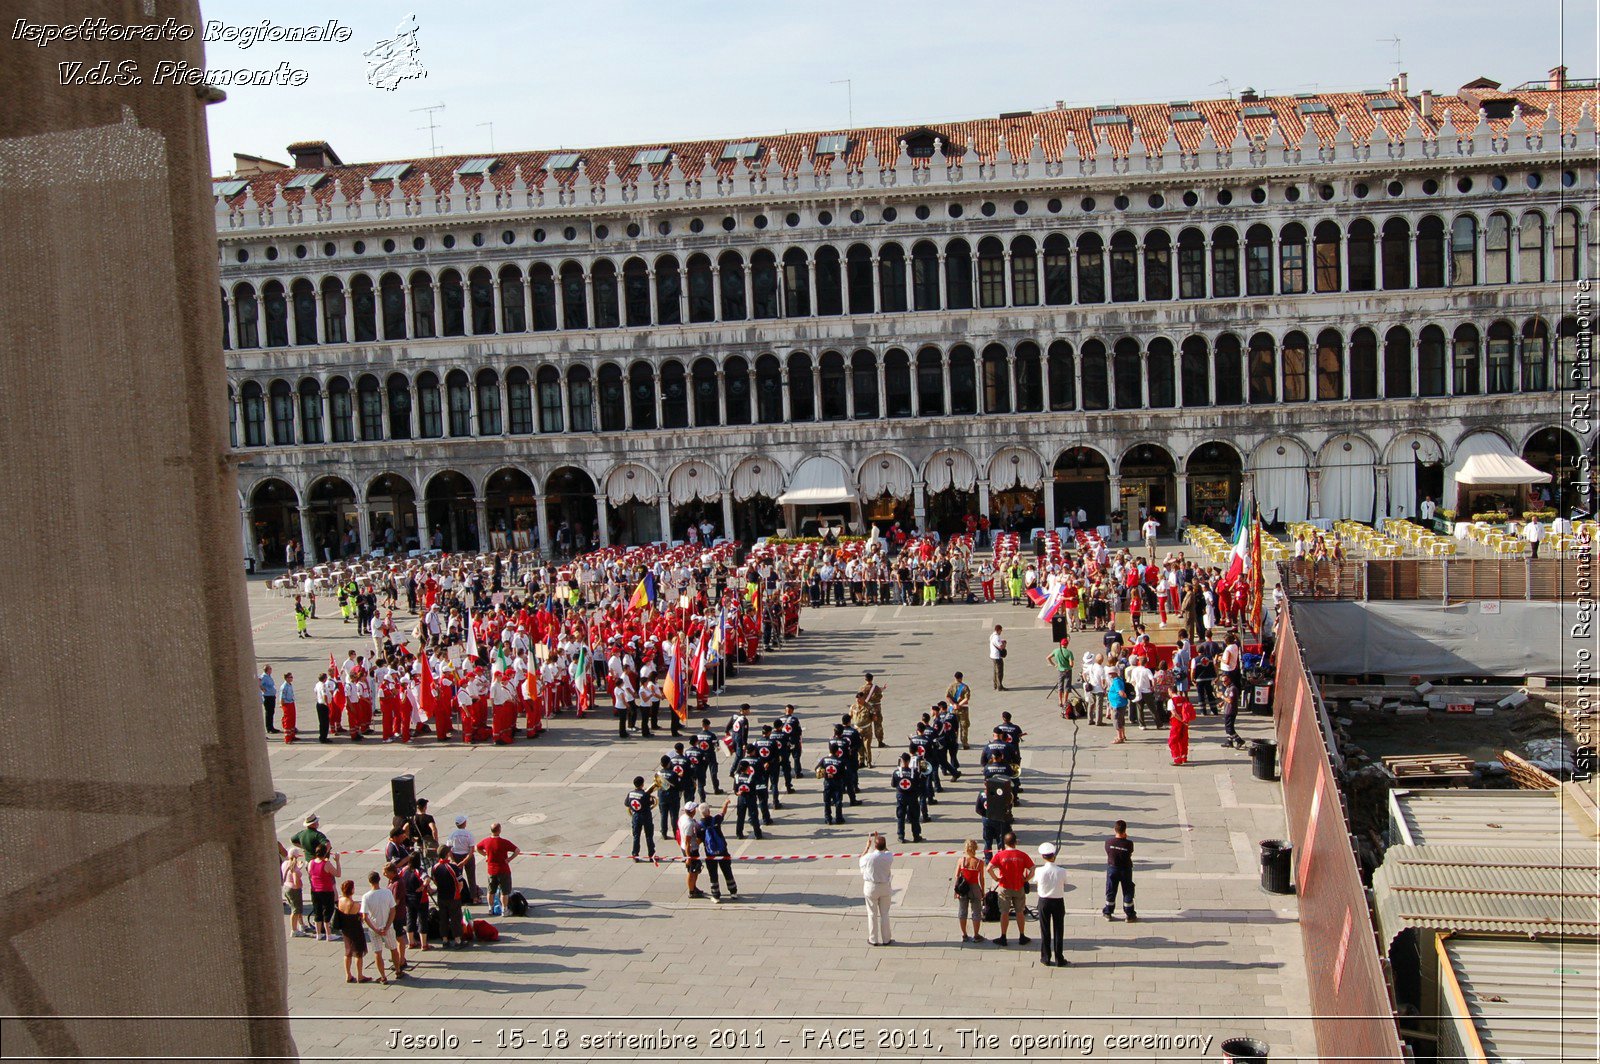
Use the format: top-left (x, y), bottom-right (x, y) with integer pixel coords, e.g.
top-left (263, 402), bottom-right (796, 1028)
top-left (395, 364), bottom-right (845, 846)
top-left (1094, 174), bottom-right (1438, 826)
top-left (219, 70), bottom-right (1595, 560)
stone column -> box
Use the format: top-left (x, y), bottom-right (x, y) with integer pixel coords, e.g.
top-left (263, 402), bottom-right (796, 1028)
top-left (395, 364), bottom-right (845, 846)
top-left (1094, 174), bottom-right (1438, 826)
top-left (1175, 472), bottom-right (1189, 529)
top-left (311, 290), bottom-right (325, 344)
top-left (845, 370), bottom-right (856, 419)
top-left (222, 295), bottom-right (234, 349)
top-left (400, 282), bottom-right (413, 340)
top-left (534, 494), bottom-right (550, 554)
top-left (941, 352), bottom-right (952, 414)
top-left (1338, 236), bottom-right (1349, 292)
top-left (1140, 350), bottom-right (1150, 408)
top-left (240, 497), bottom-right (256, 565)
top-left (474, 496), bottom-right (489, 550)
top-left (805, 256), bottom-right (817, 317)
top-left (654, 365), bottom-right (665, 429)
top-left (780, 368), bottom-right (792, 422)
top-left (357, 503), bottom-right (373, 554)
top-left (937, 252), bottom-right (949, 309)
top-left (421, 500), bottom-right (435, 552)
top-left (594, 494), bottom-right (611, 547)
top-left (1307, 469), bottom-right (1322, 520)
top-left (1408, 231), bottom-right (1419, 290)
top-left (298, 505), bottom-right (316, 561)
top-left (1134, 241), bottom-right (1146, 300)
top-left (876, 358), bottom-right (888, 416)
top-left (1002, 251), bottom-right (1013, 307)
top-left (909, 355), bottom-right (921, 415)
top-left (720, 492), bottom-right (736, 540)
top-left (320, 386), bottom-right (332, 443)
top-left (711, 262), bottom-right (723, 323)
top-left (976, 477), bottom-right (991, 518)
top-left (716, 370), bottom-right (728, 425)
top-left (657, 494), bottom-right (673, 544)
top-left (583, 270), bottom-right (596, 329)
top-left (912, 480), bottom-right (927, 532)
top-left (1108, 474), bottom-right (1123, 533)
top-left (1043, 480), bottom-right (1057, 533)
top-left (490, 277), bottom-right (503, 333)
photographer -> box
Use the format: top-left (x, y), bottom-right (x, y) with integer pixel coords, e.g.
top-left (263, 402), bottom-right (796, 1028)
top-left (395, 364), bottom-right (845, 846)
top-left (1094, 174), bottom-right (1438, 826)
top-left (859, 832), bottom-right (895, 946)
top-left (1045, 638), bottom-right (1075, 715)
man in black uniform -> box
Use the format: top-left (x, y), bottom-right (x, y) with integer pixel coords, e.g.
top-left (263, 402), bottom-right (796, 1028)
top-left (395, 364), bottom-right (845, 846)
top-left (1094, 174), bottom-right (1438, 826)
top-left (837, 717), bottom-right (864, 804)
top-left (725, 703), bottom-right (752, 761)
top-left (815, 745), bottom-right (846, 825)
top-left (891, 753), bottom-right (924, 843)
top-left (751, 726), bottom-right (782, 810)
top-left (768, 718), bottom-right (795, 795)
top-left (975, 785), bottom-right (1012, 859)
top-left (828, 732), bottom-right (859, 806)
top-left (982, 734), bottom-right (1022, 801)
top-left (732, 757), bottom-right (765, 839)
top-left (625, 775), bottom-right (657, 860)
top-left (995, 712), bottom-right (1025, 768)
top-left (693, 717), bottom-right (723, 795)
top-left (934, 702), bottom-right (962, 778)
top-left (652, 754), bottom-right (682, 842)
top-left (779, 704), bottom-right (803, 783)
top-left (909, 724), bottom-right (941, 796)
top-left (914, 752), bottom-right (936, 821)
top-left (684, 739), bottom-right (709, 804)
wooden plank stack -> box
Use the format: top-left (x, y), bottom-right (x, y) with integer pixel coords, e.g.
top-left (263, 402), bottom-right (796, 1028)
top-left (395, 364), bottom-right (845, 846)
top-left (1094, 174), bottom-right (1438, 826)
top-left (1381, 753), bottom-right (1476, 786)
top-left (1500, 749), bottom-right (1560, 790)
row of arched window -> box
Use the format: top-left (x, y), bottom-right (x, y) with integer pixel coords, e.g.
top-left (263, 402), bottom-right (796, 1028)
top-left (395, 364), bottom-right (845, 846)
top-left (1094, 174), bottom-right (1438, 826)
top-left (222, 209), bottom-right (1600, 349)
top-left (229, 316), bottom-right (1583, 447)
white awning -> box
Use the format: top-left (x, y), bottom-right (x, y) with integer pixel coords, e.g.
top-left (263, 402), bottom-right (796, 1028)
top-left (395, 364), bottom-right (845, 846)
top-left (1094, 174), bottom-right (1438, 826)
top-left (667, 460), bottom-right (720, 504)
top-left (1455, 453), bottom-right (1552, 486)
top-left (605, 463), bottom-right (659, 505)
top-left (776, 456), bottom-right (856, 506)
top-left (925, 449), bottom-right (979, 493)
top-left (989, 446), bottom-right (1045, 490)
top-left (859, 453), bottom-right (914, 499)
top-left (730, 456), bottom-right (784, 501)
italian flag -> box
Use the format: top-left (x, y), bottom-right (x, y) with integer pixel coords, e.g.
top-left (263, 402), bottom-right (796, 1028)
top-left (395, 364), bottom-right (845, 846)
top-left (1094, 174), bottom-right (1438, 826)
top-left (1218, 496), bottom-right (1254, 593)
top-left (573, 646), bottom-right (591, 711)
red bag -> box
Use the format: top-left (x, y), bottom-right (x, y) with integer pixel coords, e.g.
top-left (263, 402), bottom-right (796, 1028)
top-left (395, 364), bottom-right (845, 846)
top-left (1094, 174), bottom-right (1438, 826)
top-left (468, 919), bottom-right (498, 942)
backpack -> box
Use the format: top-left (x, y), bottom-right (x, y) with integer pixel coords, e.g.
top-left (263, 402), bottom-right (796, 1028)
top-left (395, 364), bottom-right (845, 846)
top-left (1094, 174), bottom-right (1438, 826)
top-left (982, 888), bottom-right (1002, 923)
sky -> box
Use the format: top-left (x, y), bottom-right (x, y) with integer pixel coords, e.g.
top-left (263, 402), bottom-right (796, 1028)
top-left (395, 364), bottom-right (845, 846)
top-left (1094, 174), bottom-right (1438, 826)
top-left (200, 0), bottom-right (1599, 174)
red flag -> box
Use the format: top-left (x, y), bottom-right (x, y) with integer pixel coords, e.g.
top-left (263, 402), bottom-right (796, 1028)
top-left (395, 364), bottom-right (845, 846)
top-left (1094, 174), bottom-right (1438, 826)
top-left (419, 653), bottom-right (436, 722)
top-left (692, 629), bottom-right (711, 699)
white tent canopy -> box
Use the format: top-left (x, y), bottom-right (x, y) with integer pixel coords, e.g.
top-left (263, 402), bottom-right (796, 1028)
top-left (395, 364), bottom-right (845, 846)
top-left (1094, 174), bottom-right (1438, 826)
top-left (1454, 453), bottom-right (1552, 486)
top-left (776, 456), bottom-right (856, 505)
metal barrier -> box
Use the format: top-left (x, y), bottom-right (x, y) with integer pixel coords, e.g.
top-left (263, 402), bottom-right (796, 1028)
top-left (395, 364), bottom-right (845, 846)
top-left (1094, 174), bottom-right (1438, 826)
top-left (1280, 558), bottom-right (1587, 602)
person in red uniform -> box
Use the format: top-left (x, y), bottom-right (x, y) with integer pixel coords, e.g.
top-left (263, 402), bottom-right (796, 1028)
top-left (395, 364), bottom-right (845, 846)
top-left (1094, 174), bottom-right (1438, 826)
top-left (1167, 689), bottom-right (1196, 765)
top-left (379, 671), bottom-right (402, 742)
top-left (490, 670), bottom-right (517, 745)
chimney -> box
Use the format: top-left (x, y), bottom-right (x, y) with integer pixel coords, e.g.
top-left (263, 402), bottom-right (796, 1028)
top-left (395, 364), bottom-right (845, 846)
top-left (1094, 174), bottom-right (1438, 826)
top-left (1420, 90), bottom-right (1434, 118)
top-left (287, 140), bottom-right (342, 169)
top-left (1388, 76), bottom-right (1398, 93)
top-left (1397, 71), bottom-right (1409, 94)
top-left (1550, 65), bottom-right (1568, 90)
top-left (1239, 87), bottom-right (1259, 103)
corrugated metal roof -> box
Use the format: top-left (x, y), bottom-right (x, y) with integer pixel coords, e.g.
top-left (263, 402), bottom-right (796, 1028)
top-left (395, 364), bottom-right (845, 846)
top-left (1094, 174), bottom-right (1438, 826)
top-left (1443, 936), bottom-right (1599, 1063)
top-left (1390, 789), bottom-right (1572, 848)
top-left (1373, 846), bottom-right (1600, 944)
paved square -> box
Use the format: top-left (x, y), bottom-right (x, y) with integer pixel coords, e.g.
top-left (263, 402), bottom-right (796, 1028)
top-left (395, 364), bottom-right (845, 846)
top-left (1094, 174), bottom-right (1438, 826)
top-left (252, 579), bottom-right (1313, 1061)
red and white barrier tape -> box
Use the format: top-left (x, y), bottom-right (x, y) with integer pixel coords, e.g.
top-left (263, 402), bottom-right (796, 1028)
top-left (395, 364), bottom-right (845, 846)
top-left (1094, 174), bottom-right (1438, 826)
top-left (321, 845), bottom-right (959, 861)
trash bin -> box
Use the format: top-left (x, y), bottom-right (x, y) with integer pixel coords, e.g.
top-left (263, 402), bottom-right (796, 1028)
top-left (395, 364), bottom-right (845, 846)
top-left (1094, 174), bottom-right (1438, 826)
top-left (1250, 682), bottom-right (1272, 716)
top-left (1220, 1037), bottom-right (1270, 1062)
top-left (1250, 738), bottom-right (1278, 781)
top-left (1259, 840), bottom-right (1293, 894)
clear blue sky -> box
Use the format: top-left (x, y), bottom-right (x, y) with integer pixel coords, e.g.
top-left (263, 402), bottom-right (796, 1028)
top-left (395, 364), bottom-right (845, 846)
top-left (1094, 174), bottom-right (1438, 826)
top-left (201, 0), bottom-right (1597, 173)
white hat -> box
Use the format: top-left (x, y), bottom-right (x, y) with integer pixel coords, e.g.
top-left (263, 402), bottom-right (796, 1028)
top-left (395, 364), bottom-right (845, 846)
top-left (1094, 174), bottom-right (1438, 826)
top-left (454, 815), bottom-right (467, 826)
top-left (1039, 842), bottom-right (1057, 857)
top-left (684, 801), bottom-right (698, 812)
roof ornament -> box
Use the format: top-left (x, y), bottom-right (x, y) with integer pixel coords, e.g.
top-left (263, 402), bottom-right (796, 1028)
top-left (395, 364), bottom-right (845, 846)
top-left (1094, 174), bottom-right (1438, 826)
top-left (796, 141), bottom-right (816, 189)
top-left (602, 158), bottom-right (622, 205)
top-left (1154, 122), bottom-right (1177, 172)
top-left (1329, 111), bottom-right (1352, 163)
top-left (1264, 116), bottom-right (1287, 166)
top-left (1192, 119), bottom-right (1217, 172)
top-left (945, 138), bottom-right (964, 184)
top-left (1028, 131), bottom-right (1046, 170)
top-left (1225, 113), bottom-right (1248, 169)
top-left (886, 136), bottom-right (908, 187)
top-left (327, 176), bottom-right (348, 221)
top-left (240, 183), bottom-right (260, 228)
top-left (1402, 105), bottom-right (1424, 158)
top-left (1572, 100), bottom-right (1594, 152)
top-left (1294, 112), bottom-right (1316, 165)
top-left (1469, 106), bottom-right (1494, 158)
top-left (1508, 103), bottom-right (1535, 154)
top-left (506, 163), bottom-right (529, 210)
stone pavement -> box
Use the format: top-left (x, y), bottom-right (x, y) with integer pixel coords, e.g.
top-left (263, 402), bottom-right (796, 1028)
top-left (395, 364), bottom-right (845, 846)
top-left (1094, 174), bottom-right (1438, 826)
top-left (250, 578), bottom-right (1314, 1062)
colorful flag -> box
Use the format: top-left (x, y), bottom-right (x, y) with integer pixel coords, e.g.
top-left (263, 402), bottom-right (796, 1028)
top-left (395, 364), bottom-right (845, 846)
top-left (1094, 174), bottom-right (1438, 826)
top-left (466, 618), bottom-right (480, 661)
top-left (1037, 582), bottom-right (1067, 622)
top-left (1248, 509), bottom-right (1264, 635)
top-left (662, 636), bottom-right (688, 722)
top-left (1025, 586), bottom-right (1048, 607)
top-left (692, 629), bottom-right (713, 697)
top-left (573, 645), bottom-right (591, 712)
top-left (419, 653), bottom-right (436, 723)
top-left (629, 572), bottom-right (656, 612)
top-left (1218, 495), bottom-right (1255, 593)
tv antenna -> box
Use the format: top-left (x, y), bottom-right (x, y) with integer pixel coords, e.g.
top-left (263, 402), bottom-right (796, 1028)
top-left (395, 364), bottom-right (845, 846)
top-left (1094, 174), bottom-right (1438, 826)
top-left (477, 121), bottom-right (495, 152)
top-left (830, 78), bottom-right (854, 127)
top-left (1210, 77), bottom-right (1233, 99)
top-left (1377, 36), bottom-right (1402, 79)
top-left (412, 102), bottom-right (445, 156)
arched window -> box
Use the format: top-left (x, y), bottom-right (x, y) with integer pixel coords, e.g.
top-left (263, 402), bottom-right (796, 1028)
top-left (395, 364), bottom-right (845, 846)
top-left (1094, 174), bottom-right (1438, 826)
top-left (851, 350), bottom-right (879, 418)
top-left (561, 262), bottom-right (589, 329)
top-left (475, 368), bottom-right (502, 435)
top-left (592, 260), bottom-right (620, 327)
top-left (1211, 226), bottom-right (1240, 297)
top-left (1485, 213), bottom-right (1512, 284)
top-left (262, 281), bottom-right (289, 347)
top-left (1350, 328), bottom-right (1378, 400)
top-left (439, 270), bottom-right (465, 336)
top-left (1043, 234), bottom-right (1072, 304)
top-left (1076, 234), bottom-right (1105, 303)
top-left (1282, 331), bottom-right (1309, 402)
top-left (879, 243), bottom-right (908, 312)
top-left (915, 347), bottom-right (942, 416)
top-left (598, 362), bottom-right (626, 431)
top-left (1313, 222), bottom-right (1341, 292)
top-left (885, 349), bottom-right (914, 417)
top-left (357, 374), bottom-right (383, 440)
top-left (687, 254), bottom-right (715, 323)
top-left (1010, 236), bottom-right (1038, 306)
top-left (1109, 232), bottom-right (1138, 302)
top-left (750, 250), bottom-right (779, 318)
top-left (1452, 324), bottom-right (1481, 395)
top-left (1418, 325), bottom-right (1447, 397)
top-left (1451, 216), bottom-right (1478, 286)
top-left (1248, 332), bottom-right (1277, 404)
top-left (1143, 229), bottom-right (1172, 301)
top-left (350, 275), bottom-right (376, 342)
top-left (692, 358), bottom-right (719, 426)
top-left (320, 278), bottom-right (346, 344)
top-left (291, 279), bottom-right (317, 344)
top-left (1518, 212), bottom-right (1546, 283)
top-left (1047, 341), bottom-right (1076, 410)
top-left (298, 378), bottom-right (324, 443)
top-left (1215, 333), bottom-right (1243, 406)
top-left (660, 360), bottom-right (688, 428)
top-left (469, 266), bottom-right (495, 334)
top-left (1177, 228), bottom-right (1205, 299)
top-left (415, 372), bottom-right (441, 438)
top-left (948, 345), bottom-right (978, 415)
top-left (379, 273), bottom-right (406, 340)
top-left (409, 271), bottom-right (435, 339)
top-left (1080, 340), bottom-right (1109, 410)
top-left (506, 367), bottom-right (533, 434)
top-left (815, 246), bottom-right (843, 315)
top-left (720, 251), bottom-right (748, 320)
top-left (982, 343), bottom-right (1012, 412)
top-left (222, 291), bottom-right (231, 351)
top-left (535, 366), bottom-right (562, 432)
top-left (1417, 216), bottom-right (1445, 288)
top-left (1180, 336), bottom-right (1209, 406)
top-left (781, 249), bottom-right (809, 317)
top-left (445, 370), bottom-right (471, 437)
top-left (1348, 219), bottom-right (1377, 290)
top-left (1112, 338), bottom-right (1141, 408)
top-left (1522, 319), bottom-right (1549, 391)
top-left (1383, 327), bottom-right (1412, 398)
top-left (912, 241), bottom-right (941, 309)
top-left (530, 264), bottom-right (557, 330)
top-left (567, 366), bottom-right (593, 432)
top-left (387, 372), bottom-right (412, 438)
top-left (499, 266), bottom-right (526, 332)
top-left (1315, 328), bottom-right (1344, 401)
top-left (945, 239), bottom-right (973, 310)
top-left (1381, 218), bottom-right (1411, 290)
top-left (1278, 223), bottom-right (1307, 295)
top-left (1014, 341), bottom-right (1043, 411)
top-left (787, 352), bottom-right (814, 422)
top-left (846, 244), bottom-right (875, 314)
top-left (1555, 210), bottom-right (1580, 282)
top-left (1486, 321), bottom-right (1515, 393)
top-left (819, 351), bottom-right (848, 420)
top-left (1146, 338), bottom-right (1175, 408)
top-left (328, 376), bottom-right (354, 442)
top-left (754, 355), bottom-right (783, 424)
top-left (1245, 225), bottom-right (1273, 296)
top-left (629, 362), bottom-right (658, 429)
top-left (654, 256), bottom-right (682, 326)
top-left (1557, 317), bottom-right (1583, 389)
top-left (724, 357), bottom-right (752, 425)
top-left (269, 380), bottom-right (295, 444)
top-left (239, 381), bottom-right (265, 445)
top-left (623, 258), bottom-right (651, 326)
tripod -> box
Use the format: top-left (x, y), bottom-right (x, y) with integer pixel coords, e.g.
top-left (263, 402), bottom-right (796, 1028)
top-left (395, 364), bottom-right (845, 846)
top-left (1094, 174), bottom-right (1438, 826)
top-left (1046, 672), bottom-right (1083, 720)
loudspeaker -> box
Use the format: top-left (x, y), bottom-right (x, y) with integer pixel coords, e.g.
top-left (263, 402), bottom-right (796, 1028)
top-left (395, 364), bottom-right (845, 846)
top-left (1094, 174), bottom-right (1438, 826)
top-left (1050, 614), bottom-right (1068, 642)
top-left (391, 774), bottom-right (417, 819)
top-left (984, 776), bottom-right (1015, 820)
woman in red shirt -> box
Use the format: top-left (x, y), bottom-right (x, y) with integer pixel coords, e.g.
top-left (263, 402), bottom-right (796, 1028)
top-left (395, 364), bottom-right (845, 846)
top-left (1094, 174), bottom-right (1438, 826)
top-left (954, 839), bottom-right (987, 943)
